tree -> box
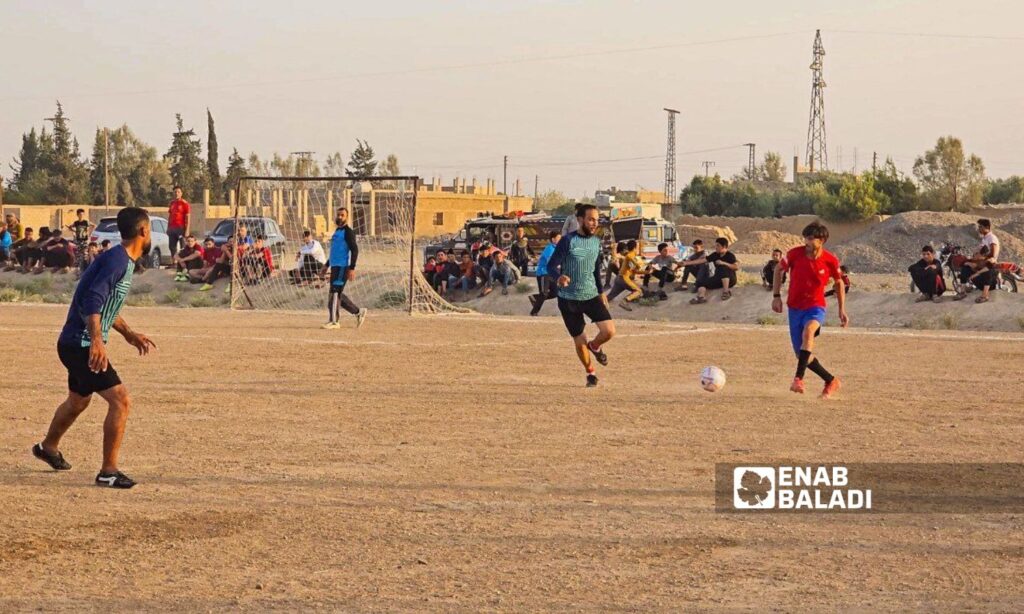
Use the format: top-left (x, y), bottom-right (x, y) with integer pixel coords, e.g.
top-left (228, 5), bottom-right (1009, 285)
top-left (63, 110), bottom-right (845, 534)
top-left (223, 148), bottom-right (248, 202)
top-left (913, 136), bottom-right (985, 212)
top-left (760, 152), bottom-right (787, 182)
top-left (379, 153), bottom-right (400, 176)
top-left (871, 159), bottom-right (918, 213)
top-left (346, 139), bottom-right (377, 177)
top-left (45, 101), bottom-right (89, 204)
top-left (88, 124), bottom-right (171, 207)
top-left (206, 109), bottom-right (220, 198)
top-left (815, 174), bottom-right (882, 222)
top-left (323, 152), bottom-right (346, 176)
top-left (164, 114), bottom-right (206, 201)
top-left (984, 176), bottom-right (1024, 205)
top-left (535, 189), bottom-right (570, 213)
top-left (247, 152), bottom-right (270, 176)
top-left (88, 128), bottom-right (106, 205)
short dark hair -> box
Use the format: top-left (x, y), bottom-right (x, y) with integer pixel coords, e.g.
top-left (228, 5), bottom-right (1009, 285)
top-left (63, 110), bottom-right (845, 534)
top-left (715, 237), bottom-right (729, 248)
top-left (549, 230), bottom-right (560, 240)
top-left (980, 245), bottom-right (990, 256)
top-left (840, 265), bottom-right (850, 273)
top-left (802, 222), bottom-right (830, 242)
top-left (116, 206), bottom-right (150, 240)
top-left (173, 185), bottom-right (183, 191)
top-left (100, 239), bottom-right (111, 247)
top-left (52, 229), bottom-right (63, 237)
top-left (25, 227), bottom-right (33, 233)
top-left (772, 248), bottom-right (783, 254)
top-left (575, 204), bottom-right (597, 218)
top-left (692, 239), bottom-right (703, 247)
top-left (922, 245), bottom-right (935, 253)
top-left (657, 242), bottom-right (668, 252)
top-left (461, 250), bottom-right (470, 258)
top-left (76, 208), bottom-right (85, 214)
top-left (977, 218), bottom-right (992, 230)
top-left (303, 230), bottom-right (312, 237)
top-left (626, 239), bottom-right (638, 251)
top-left (616, 241), bottom-right (627, 253)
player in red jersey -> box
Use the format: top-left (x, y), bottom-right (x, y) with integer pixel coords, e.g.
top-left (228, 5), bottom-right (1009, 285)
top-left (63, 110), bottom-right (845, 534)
top-left (771, 222), bottom-right (849, 399)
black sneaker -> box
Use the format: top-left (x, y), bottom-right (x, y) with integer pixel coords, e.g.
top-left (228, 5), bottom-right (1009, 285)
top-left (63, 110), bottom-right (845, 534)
top-left (32, 443), bottom-right (71, 471)
top-left (586, 374), bottom-right (599, 388)
top-left (95, 471), bottom-right (136, 489)
top-left (588, 343), bottom-right (608, 367)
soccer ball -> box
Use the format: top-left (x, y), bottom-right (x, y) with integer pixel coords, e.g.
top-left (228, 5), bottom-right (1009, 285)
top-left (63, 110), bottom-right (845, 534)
top-left (700, 366), bottom-right (726, 392)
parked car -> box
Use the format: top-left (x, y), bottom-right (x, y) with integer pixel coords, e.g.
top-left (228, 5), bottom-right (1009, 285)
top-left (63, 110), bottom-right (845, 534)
top-left (205, 217), bottom-right (287, 263)
top-left (90, 215), bottom-right (171, 268)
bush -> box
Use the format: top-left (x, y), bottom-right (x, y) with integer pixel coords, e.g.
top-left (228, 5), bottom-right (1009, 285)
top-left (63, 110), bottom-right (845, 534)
top-left (126, 294), bottom-right (156, 307)
top-left (814, 175), bottom-right (882, 222)
top-left (375, 290), bottom-right (407, 309)
top-left (0, 288), bottom-right (19, 302)
top-left (756, 314), bottom-right (780, 326)
top-left (189, 294), bottom-right (214, 308)
top-left (131, 283), bottom-right (154, 295)
top-left (159, 289), bottom-right (182, 305)
top-left (514, 282), bottom-right (532, 294)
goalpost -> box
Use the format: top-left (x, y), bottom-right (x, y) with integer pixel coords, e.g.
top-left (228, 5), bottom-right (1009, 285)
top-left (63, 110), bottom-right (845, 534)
top-left (227, 175), bottom-right (467, 315)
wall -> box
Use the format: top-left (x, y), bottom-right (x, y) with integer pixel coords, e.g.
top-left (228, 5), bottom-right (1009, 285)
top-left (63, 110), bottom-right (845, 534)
top-left (414, 192), bottom-right (533, 236)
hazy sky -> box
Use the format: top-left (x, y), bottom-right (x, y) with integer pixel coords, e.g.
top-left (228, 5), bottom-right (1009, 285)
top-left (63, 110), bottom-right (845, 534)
top-left (1, 0), bottom-right (1022, 198)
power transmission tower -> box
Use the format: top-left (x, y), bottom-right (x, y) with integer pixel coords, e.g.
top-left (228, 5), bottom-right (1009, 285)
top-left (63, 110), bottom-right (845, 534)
top-left (104, 128), bottom-right (110, 214)
top-left (744, 143), bottom-right (756, 180)
top-left (701, 160), bottom-right (716, 177)
top-left (805, 29), bottom-right (828, 172)
top-left (663, 108), bottom-right (679, 205)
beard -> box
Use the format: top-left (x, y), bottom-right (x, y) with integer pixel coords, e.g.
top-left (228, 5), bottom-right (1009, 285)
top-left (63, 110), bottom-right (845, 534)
top-left (578, 223), bottom-right (594, 237)
top-left (336, 218), bottom-right (345, 226)
top-left (142, 237), bottom-right (152, 256)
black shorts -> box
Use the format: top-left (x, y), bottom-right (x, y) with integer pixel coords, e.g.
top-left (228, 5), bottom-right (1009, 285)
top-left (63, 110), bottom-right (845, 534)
top-left (698, 274), bottom-right (736, 290)
top-left (57, 343), bottom-right (121, 397)
top-left (557, 296), bottom-right (612, 338)
top-left (329, 266), bottom-right (349, 288)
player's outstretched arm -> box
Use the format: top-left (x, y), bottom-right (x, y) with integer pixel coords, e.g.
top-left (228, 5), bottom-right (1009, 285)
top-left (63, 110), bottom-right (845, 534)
top-left (113, 316), bottom-right (156, 356)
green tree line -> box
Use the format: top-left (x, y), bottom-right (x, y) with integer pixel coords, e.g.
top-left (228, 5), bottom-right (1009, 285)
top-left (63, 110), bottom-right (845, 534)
top-left (3, 101), bottom-right (401, 206)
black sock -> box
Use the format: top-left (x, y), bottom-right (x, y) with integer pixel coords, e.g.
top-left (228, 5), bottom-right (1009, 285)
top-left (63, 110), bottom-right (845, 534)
top-left (807, 359), bottom-right (834, 383)
top-left (796, 350), bottom-right (811, 379)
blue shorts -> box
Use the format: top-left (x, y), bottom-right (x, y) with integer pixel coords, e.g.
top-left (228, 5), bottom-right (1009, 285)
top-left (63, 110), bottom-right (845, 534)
top-left (788, 307), bottom-right (826, 355)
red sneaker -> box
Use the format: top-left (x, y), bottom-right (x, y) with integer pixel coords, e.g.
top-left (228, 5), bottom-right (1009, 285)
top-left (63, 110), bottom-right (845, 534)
top-left (790, 377), bottom-right (805, 394)
top-left (821, 377), bottom-right (841, 400)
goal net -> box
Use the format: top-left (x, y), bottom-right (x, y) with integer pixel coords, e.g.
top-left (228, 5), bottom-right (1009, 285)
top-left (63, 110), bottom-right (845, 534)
top-left (227, 176), bottom-right (466, 315)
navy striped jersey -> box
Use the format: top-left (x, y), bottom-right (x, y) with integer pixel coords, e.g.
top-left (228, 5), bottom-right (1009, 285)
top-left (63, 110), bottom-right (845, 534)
top-left (59, 245), bottom-right (135, 347)
top-left (546, 231), bottom-right (603, 301)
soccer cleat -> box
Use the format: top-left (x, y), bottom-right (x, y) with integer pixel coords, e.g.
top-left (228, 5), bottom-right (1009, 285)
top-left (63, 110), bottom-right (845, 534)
top-left (820, 377), bottom-right (841, 400)
top-left (790, 377), bottom-right (805, 394)
top-left (95, 471), bottom-right (136, 489)
top-left (587, 342), bottom-right (608, 367)
top-left (356, 308), bottom-right (368, 329)
top-left (619, 300), bottom-right (632, 312)
top-left (586, 373), bottom-right (599, 387)
top-left (321, 321), bottom-right (340, 330)
top-left (199, 283), bottom-right (213, 291)
top-left (32, 443), bottom-right (71, 471)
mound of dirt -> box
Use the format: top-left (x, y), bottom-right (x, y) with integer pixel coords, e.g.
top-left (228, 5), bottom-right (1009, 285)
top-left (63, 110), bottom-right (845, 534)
top-left (737, 231), bottom-right (804, 254)
top-left (833, 211), bottom-right (1024, 274)
top-left (676, 224), bottom-right (737, 247)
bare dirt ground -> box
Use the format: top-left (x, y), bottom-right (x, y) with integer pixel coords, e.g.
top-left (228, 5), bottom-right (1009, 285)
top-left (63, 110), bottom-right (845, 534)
top-left (2, 304), bottom-right (1023, 611)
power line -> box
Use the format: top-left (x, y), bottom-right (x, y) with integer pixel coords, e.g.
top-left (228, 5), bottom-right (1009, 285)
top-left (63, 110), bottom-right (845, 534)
top-left (829, 29), bottom-right (1024, 42)
top-left (0, 31), bottom-right (808, 103)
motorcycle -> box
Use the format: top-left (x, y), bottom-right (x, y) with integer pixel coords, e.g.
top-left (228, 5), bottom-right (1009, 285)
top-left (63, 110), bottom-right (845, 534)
top-left (938, 242), bottom-right (1021, 294)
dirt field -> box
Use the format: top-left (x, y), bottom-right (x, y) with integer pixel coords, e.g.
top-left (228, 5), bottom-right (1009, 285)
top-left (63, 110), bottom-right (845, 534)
top-left (2, 304), bottom-right (1023, 611)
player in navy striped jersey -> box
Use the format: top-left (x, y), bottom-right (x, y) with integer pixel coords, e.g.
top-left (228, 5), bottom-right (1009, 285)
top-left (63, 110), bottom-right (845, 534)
top-left (32, 207), bottom-right (156, 489)
top-left (546, 204), bottom-right (617, 387)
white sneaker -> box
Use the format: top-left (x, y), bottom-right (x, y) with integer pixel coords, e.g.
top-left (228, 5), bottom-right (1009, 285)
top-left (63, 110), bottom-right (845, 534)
top-left (356, 308), bottom-right (368, 329)
top-left (321, 321), bottom-right (340, 330)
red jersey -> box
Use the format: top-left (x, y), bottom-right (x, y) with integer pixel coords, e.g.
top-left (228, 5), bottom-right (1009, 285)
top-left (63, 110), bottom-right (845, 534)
top-left (203, 247), bottom-right (222, 266)
top-left (779, 246), bottom-right (842, 310)
top-left (168, 199), bottom-right (191, 229)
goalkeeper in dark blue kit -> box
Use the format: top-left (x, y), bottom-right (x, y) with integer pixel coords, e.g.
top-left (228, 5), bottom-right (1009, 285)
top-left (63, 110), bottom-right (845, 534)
top-left (320, 207), bottom-right (368, 329)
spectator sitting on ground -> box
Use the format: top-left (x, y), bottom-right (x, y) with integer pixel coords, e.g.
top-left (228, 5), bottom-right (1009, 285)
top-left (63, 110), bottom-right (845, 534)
top-left (643, 242), bottom-right (680, 298)
top-left (9, 227), bottom-right (36, 272)
top-left (5, 213), bottom-right (24, 242)
top-left (423, 256), bottom-right (437, 288)
top-left (430, 250), bottom-right (450, 293)
top-left (240, 236), bottom-right (274, 284)
top-left (438, 250), bottom-right (461, 294)
top-left (761, 248), bottom-right (786, 290)
top-left (24, 227), bottom-right (52, 273)
top-left (825, 265), bottom-right (852, 298)
top-left (909, 245), bottom-right (945, 303)
top-left (606, 239), bottom-right (646, 311)
top-left (689, 237), bottom-right (739, 304)
top-left (481, 249), bottom-right (521, 296)
top-left (678, 239), bottom-right (710, 291)
top-left (173, 235), bottom-right (206, 281)
top-left (509, 227), bottom-right (535, 274)
top-left (0, 223), bottom-right (10, 265)
top-left (474, 242), bottom-right (496, 285)
top-left (39, 229), bottom-right (75, 274)
top-left (955, 218), bottom-right (1000, 303)
top-left (448, 251), bottom-right (477, 294)
top-left (198, 237), bottom-right (235, 290)
top-left (293, 230), bottom-right (326, 285)
top-left (604, 241), bottom-right (627, 290)
top-left (236, 224), bottom-right (254, 246)
top-left (190, 238), bottom-right (221, 284)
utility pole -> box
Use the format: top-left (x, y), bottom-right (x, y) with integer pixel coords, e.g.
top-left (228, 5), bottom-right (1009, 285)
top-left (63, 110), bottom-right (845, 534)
top-left (663, 108), bottom-right (679, 206)
top-left (872, 151), bottom-right (878, 173)
top-left (744, 143), bottom-right (756, 180)
top-left (104, 128), bottom-right (110, 214)
top-left (533, 174), bottom-right (539, 210)
top-left (805, 29), bottom-right (828, 172)
top-left (503, 155), bottom-right (509, 213)
top-left (853, 147), bottom-right (858, 173)
top-left (701, 160), bottom-right (716, 178)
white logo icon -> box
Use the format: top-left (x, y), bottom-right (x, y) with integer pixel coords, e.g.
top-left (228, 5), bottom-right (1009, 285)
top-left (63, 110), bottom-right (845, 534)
top-left (733, 467), bottom-right (775, 509)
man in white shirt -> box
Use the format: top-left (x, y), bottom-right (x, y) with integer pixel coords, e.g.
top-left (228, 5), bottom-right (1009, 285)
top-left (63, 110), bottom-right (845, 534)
top-left (956, 218), bottom-right (1001, 302)
top-left (293, 230), bottom-right (327, 285)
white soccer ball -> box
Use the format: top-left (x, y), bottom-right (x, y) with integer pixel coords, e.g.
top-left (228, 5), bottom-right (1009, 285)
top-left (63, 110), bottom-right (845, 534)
top-left (700, 366), bottom-right (726, 392)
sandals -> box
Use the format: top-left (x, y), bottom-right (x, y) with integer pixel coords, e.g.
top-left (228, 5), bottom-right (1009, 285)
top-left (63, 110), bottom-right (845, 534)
top-left (689, 296), bottom-right (707, 305)
top-left (721, 291), bottom-right (732, 301)
top-left (975, 296), bottom-right (989, 303)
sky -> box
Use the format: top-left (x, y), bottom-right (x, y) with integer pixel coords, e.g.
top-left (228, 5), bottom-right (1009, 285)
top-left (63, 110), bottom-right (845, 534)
top-left (1, 0), bottom-right (1022, 198)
